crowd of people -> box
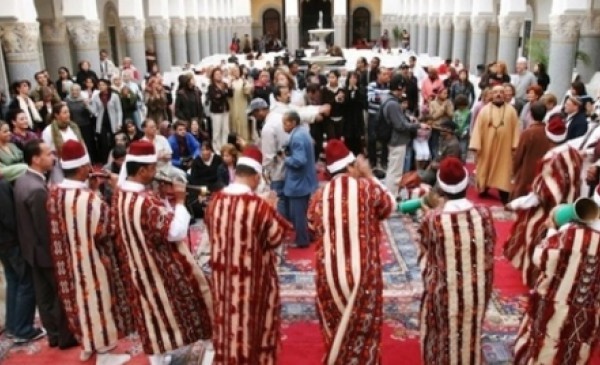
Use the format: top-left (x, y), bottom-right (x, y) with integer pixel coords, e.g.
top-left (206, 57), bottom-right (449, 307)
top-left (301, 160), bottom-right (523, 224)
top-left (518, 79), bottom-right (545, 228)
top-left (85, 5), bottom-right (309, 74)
top-left (0, 37), bottom-right (599, 365)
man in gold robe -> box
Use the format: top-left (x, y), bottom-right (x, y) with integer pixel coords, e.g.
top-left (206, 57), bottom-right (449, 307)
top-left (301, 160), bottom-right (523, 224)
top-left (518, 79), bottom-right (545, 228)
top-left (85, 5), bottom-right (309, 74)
top-left (469, 85), bottom-right (520, 204)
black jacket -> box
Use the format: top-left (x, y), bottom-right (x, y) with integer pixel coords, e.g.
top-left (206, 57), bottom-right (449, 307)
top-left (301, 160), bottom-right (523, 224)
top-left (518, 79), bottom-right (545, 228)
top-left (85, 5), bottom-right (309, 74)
top-left (207, 84), bottom-right (233, 113)
top-left (0, 180), bottom-right (18, 250)
top-left (189, 153), bottom-right (224, 192)
top-left (566, 112), bottom-right (589, 141)
top-left (175, 87), bottom-right (204, 121)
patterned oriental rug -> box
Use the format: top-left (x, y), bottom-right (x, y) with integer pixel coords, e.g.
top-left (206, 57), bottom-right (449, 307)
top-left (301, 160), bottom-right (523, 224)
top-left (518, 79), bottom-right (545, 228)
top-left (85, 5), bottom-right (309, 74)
top-left (2, 187), bottom-right (600, 364)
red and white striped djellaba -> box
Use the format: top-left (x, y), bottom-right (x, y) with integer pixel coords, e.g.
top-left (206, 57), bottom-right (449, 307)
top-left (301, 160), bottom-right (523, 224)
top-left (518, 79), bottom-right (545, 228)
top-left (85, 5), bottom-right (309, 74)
top-left (308, 175), bottom-right (394, 365)
top-left (504, 144), bottom-right (582, 287)
top-left (514, 223), bottom-right (600, 364)
top-left (205, 190), bottom-right (292, 365)
top-left (111, 189), bottom-right (213, 354)
top-left (47, 184), bottom-right (131, 353)
top-left (418, 204), bottom-right (496, 365)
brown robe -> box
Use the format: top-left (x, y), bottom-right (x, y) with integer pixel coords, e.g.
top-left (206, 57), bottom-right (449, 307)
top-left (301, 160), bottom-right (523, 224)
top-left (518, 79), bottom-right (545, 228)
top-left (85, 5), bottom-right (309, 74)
top-left (510, 122), bottom-right (553, 200)
top-left (469, 102), bottom-right (520, 193)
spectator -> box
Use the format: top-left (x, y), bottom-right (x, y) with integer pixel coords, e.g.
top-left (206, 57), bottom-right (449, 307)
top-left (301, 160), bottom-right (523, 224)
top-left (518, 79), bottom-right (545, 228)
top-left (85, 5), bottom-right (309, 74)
top-left (120, 85), bottom-right (139, 124)
top-left (0, 121), bottom-right (23, 166)
top-left (175, 73), bottom-right (204, 124)
top-left (520, 85), bottom-right (544, 130)
top-left (168, 120), bottom-right (200, 171)
top-left (207, 68), bottom-right (233, 152)
top-left (90, 79), bottom-right (123, 164)
top-left (228, 65), bottom-right (253, 140)
top-left (121, 119), bottom-right (143, 143)
top-left (99, 49), bottom-right (118, 80)
top-left (217, 143), bottom-right (238, 186)
top-left (141, 118), bottom-right (173, 176)
top-left (120, 57), bottom-right (140, 81)
top-left (55, 67), bottom-right (74, 100)
top-left (533, 62), bottom-right (550, 92)
top-left (8, 108), bottom-right (37, 151)
top-left (450, 69), bottom-right (475, 107)
top-left (145, 77), bottom-right (169, 124)
top-left (65, 84), bottom-right (96, 162)
top-left (513, 57), bottom-right (537, 102)
top-left (564, 96), bottom-right (588, 141)
top-left (189, 143), bottom-right (224, 192)
top-left (8, 80), bottom-right (42, 131)
top-left (75, 61), bottom-right (98, 88)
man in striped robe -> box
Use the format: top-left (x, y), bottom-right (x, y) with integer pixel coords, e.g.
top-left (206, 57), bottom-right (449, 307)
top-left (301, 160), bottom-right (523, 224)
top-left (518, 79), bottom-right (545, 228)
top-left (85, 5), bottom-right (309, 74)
top-left (112, 140), bottom-right (213, 365)
top-left (504, 118), bottom-right (583, 287)
top-left (46, 140), bottom-right (131, 363)
top-left (418, 157), bottom-right (496, 365)
top-left (205, 146), bottom-right (292, 365)
top-left (307, 140), bottom-right (395, 364)
top-left (514, 189), bottom-right (600, 364)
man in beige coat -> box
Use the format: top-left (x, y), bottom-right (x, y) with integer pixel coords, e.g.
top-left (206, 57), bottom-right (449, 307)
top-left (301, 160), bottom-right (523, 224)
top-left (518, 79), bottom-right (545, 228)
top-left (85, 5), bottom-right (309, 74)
top-left (469, 85), bottom-right (520, 204)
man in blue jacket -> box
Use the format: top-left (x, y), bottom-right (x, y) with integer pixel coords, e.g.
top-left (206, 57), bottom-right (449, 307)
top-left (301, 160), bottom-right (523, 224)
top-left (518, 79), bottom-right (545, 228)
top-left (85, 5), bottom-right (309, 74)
top-left (282, 110), bottom-right (317, 248)
top-left (168, 121), bottom-right (200, 171)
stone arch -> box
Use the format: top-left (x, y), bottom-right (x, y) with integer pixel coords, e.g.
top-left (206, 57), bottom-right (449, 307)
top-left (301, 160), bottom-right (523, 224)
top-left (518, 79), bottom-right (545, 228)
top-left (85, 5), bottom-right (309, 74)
top-left (351, 7), bottom-right (371, 45)
top-left (102, 1), bottom-right (124, 63)
top-left (350, 0), bottom-right (379, 43)
top-left (262, 8), bottom-right (282, 39)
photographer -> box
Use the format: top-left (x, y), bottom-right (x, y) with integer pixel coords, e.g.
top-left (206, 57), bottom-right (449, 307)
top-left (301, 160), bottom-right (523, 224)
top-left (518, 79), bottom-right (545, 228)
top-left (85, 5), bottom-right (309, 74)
top-left (168, 120), bottom-right (200, 172)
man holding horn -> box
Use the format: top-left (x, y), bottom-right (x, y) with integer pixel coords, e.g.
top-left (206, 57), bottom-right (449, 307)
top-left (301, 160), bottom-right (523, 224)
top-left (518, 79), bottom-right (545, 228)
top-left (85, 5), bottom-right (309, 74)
top-left (307, 139), bottom-right (395, 364)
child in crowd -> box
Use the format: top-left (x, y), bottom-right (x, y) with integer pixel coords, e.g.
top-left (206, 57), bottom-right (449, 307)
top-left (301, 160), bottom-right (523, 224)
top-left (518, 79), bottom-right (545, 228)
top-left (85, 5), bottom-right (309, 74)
top-left (453, 94), bottom-right (471, 161)
top-left (218, 143), bottom-right (238, 186)
top-left (413, 115), bottom-right (432, 170)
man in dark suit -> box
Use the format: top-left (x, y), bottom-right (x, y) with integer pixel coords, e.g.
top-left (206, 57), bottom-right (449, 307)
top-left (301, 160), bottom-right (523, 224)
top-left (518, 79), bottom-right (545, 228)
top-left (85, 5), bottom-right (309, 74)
top-left (564, 96), bottom-right (588, 141)
top-left (282, 111), bottom-right (317, 248)
top-left (289, 61), bottom-right (306, 91)
top-left (13, 140), bottom-right (76, 349)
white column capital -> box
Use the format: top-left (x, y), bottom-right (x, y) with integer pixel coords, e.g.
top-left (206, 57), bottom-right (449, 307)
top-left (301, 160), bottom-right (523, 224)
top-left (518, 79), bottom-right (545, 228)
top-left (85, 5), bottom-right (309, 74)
top-left (66, 19), bottom-right (100, 50)
top-left (580, 14), bottom-right (600, 36)
top-left (453, 15), bottom-right (470, 31)
top-left (498, 14), bottom-right (524, 37)
top-left (0, 21), bottom-right (40, 61)
top-left (381, 14), bottom-right (399, 26)
top-left (333, 14), bottom-right (347, 26)
top-left (199, 17), bottom-right (210, 30)
top-left (550, 14), bottom-right (585, 42)
top-left (186, 17), bottom-right (199, 33)
top-left (470, 15), bottom-right (494, 33)
top-left (149, 18), bottom-right (171, 38)
top-left (428, 15), bottom-right (439, 28)
top-left (120, 18), bottom-right (145, 42)
top-left (439, 14), bottom-right (453, 30)
top-left (39, 19), bottom-right (67, 44)
top-left (170, 18), bottom-right (187, 36)
top-left (286, 15), bottom-right (300, 26)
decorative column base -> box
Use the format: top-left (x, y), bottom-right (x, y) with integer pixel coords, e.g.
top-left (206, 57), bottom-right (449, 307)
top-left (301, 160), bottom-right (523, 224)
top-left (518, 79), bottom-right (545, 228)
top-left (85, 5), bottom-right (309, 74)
top-left (171, 18), bottom-right (188, 66)
top-left (452, 16), bottom-right (470, 63)
top-left (333, 15), bottom-right (347, 48)
top-left (199, 18), bottom-right (211, 59)
top-left (0, 22), bottom-right (41, 83)
top-left (66, 20), bottom-right (101, 72)
top-left (40, 20), bottom-right (72, 76)
top-left (186, 18), bottom-right (201, 64)
top-left (497, 15), bottom-right (524, 74)
top-left (149, 18), bottom-right (173, 72)
top-left (548, 14), bottom-right (585, 96)
top-left (438, 16), bottom-right (453, 60)
top-left (286, 16), bottom-right (300, 53)
top-left (427, 17), bottom-right (439, 56)
top-left (121, 18), bottom-right (147, 76)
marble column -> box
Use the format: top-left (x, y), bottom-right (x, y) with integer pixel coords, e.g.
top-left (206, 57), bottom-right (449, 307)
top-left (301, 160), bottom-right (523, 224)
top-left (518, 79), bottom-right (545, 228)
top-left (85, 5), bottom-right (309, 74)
top-left (0, 22), bottom-right (41, 83)
top-left (452, 15), bottom-right (469, 63)
top-left (577, 15), bottom-right (600, 82)
top-left (417, 15), bottom-right (428, 53)
top-left (548, 14), bottom-right (585, 96)
top-left (427, 16), bottom-right (439, 56)
top-left (170, 18), bottom-right (188, 66)
top-left (40, 20), bottom-right (72, 75)
top-left (186, 18), bottom-right (201, 64)
top-left (286, 15), bottom-right (300, 53)
top-left (497, 15), bottom-right (523, 74)
top-left (207, 17), bottom-right (218, 54)
top-left (410, 17), bottom-right (419, 51)
top-left (66, 20), bottom-right (101, 72)
top-left (380, 14), bottom-right (397, 46)
top-left (333, 15), bottom-right (347, 47)
top-left (486, 25), bottom-right (499, 63)
top-left (199, 18), bottom-right (211, 59)
top-left (438, 15), bottom-right (453, 60)
top-left (219, 18), bottom-right (229, 54)
top-left (120, 18), bottom-right (147, 76)
top-left (469, 16), bottom-right (492, 74)
top-left (149, 18), bottom-right (173, 72)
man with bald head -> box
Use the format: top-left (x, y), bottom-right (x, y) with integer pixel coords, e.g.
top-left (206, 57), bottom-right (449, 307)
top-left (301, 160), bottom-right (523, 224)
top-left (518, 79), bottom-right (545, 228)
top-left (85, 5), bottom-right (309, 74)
top-left (469, 85), bottom-right (521, 204)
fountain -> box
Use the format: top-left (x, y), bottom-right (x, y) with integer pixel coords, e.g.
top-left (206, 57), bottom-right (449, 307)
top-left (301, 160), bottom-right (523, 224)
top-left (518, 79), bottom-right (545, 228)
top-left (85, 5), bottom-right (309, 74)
top-left (304, 11), bottom-right (344, 66)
